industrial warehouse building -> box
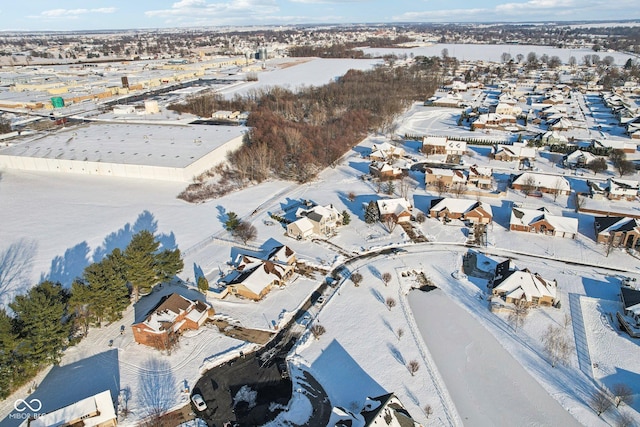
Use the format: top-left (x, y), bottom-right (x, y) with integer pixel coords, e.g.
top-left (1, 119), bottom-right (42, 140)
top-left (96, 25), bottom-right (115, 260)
top-left (0, 122), bottom-right (246, 182)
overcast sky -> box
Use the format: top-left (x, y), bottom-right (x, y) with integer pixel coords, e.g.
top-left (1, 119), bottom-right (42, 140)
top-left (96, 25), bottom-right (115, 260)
top-left (1, 0), bottom-right (638, 31)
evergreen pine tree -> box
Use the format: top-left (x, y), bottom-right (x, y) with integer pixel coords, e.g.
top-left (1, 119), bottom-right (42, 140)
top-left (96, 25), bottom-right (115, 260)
top-left (69, 280), bottom-right (94, 336)
top-left (197, 276), bottom-right (209, 293)
top-left (124, 230), bottom-right (159, 300)
top-left (155, 248), bottom-right (184, 283)
top-left (0, 308), bottom-right (17, 399)
top-left (364, 201), bottom-right (380, 224)
top-left (224, 212), bottom-right (240, 231)
top-left (342, 210), bottom-right (351, 225)
top-left (10, 281), bottom-right (70, 370)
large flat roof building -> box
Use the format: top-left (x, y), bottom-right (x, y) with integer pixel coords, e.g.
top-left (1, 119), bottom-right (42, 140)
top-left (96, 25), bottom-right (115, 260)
top-left (0, 122), bottom-right (246, 181)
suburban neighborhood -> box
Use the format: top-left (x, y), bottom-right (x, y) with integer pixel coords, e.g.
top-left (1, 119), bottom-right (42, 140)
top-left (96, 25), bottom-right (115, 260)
top-left (1, 11), bottom-right (640, 427)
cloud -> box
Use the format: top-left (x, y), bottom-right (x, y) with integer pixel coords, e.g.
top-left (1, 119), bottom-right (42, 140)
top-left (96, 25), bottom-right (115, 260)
top-left (37, 7), bottom-right (117, 19)
top-left (145, 0), bottom-right (279, 23)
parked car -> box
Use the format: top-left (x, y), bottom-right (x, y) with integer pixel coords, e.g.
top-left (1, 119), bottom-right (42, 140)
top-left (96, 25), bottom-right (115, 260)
top-left (191, 394), bottom-right (207, 411)
top-left (316, 296), bottom-right (326, 305)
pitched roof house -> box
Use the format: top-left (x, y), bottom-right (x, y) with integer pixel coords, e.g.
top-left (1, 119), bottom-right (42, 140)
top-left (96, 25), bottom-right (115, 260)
top-left (132, 293), bottom-right (213, 350)
top-left (369, 161), bottom-right (404, 179)
top-left (594, 216), bottom-right (640, 248)
top-left (563, 150), bottom-right (599, 168)
top-left (429, 198), bottom-right (493, 224)
top-left (370, 142), bottom-right (405, 161)
top-left (606, 178), bottom-right (639, 201)
top-left (492, 263), bottom-right (558, 307)
top-left (424, 167), bottom-right (466, 190)
top-left (491, 143), bottom-right (536, 162)
top-left (510, 206), bottom-right (578, 238)
top-left (220, 243), bottom-right (297, 301)
top-left (376, 198), bottom-right (413, 223)
top-left (287, 203), bottom-right (343, 239)
top-left (422, 136), bottom-right (467, 155)
top-left (511, 172), bottom-right (571, 195)
top-left (467, 166), bottom-right (493, 189)
top-left (620, 286), bottom-right (640, 327)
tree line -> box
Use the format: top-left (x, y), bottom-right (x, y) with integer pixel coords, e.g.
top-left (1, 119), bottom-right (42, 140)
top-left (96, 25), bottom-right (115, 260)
top-left (0, 230), bottom-right (183, 399)
top-left (172, 59), bottom-right (442, 191)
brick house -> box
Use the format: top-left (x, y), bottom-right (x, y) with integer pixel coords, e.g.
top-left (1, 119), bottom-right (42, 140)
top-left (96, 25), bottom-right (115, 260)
top-left (132, 293), bottom-right (213, 350)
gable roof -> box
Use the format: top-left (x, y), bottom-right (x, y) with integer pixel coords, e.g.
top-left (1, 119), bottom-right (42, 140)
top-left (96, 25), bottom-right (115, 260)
top-left (134, 293), bottom-right (210, 333)
top-left (493, 269), bottom-right (557, 302)
top-left (512, 172), bottom-right (571, 191)
top-left (595, 216), bottom-right (640, 235)
top-left (621, 287), bottom-right (640, 314)
top-left (377, 198), bottom-right (412, 217)
top-left (510, 206), bottom-right (578, 234)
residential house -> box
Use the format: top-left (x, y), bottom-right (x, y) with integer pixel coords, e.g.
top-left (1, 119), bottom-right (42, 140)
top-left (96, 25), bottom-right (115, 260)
top-left (422, 136), bottom-right (467, 156)
top-left (491, 262), bottom-right (559, 307)
top-left (547, 117), bottom-right (573, 131)
top-left (424, 167), bottom-right (466, 190)
top-left (287, 203), bottom-right (343, 238)
top-left (491, 143), bottom-right (536, 163)
top-left (331, 394), bottom-right (421, 427)
top-left (540, 130), bottom-right (569, 144)
top-left (620, 286), bottom-right (640, 327)
top-left (370, 142), bottom-right (405, 161)
top-left (471, 113), bottom-right (517, 130)
top-left (369, 161), bottom-right (404, 179)
top-left (429, 198), bottom-right (493, 224)
top-left (376, 198), bottom-right (413, 223)
top-left (594, 216), bottom-right (640, 248)
top-left (511, 172), bottom-right (571, 196)
top-left (563, 150), bottom-right (599, 168)
top-left (132, 293), bottom-right (213, 350)
top-left (606, 178), bottom-right (639, 200)
top-left (28, 390), bottom-right (117, 427)
top-left (467, 166), bottom-right (493, 189)
top-left (430, 92), bottom-right (463, 107)
top-left (221, 243), bottom-right (297, 301)
top-left (510, 206), bottom-right (578, 238)
top-left (494, 102), bottom-right (522, 116)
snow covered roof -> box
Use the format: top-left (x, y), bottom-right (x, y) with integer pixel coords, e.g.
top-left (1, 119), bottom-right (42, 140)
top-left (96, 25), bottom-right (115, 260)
top-left (135, 293), bottom-right (210, 333)
top-left (0, 122), bottom-right (246, 168)
top-left (430, 198), bottom-right (484, 215)
top-left (424, 167), bottom-right (466, 182)
top-left (29, 390), bottom-right (116, 427)
top-left (510, 207), bottom-right (578, 234)
top-left (565, 150), bottom-right (598, 164)
top-left (596, 217), bottom-right (640, 235)
top-left (513, 172), bottom-right (571, 192)
top-left (494, 269), bottom-right (557, 303)
top-left (376, 198), bottom-right (412, 217)
top-left (423, 136), bottom-right (448, 147)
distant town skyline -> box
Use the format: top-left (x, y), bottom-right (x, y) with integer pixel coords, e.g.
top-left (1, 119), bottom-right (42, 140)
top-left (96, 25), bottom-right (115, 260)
top-left (0, 0), bottom-right (638, 32)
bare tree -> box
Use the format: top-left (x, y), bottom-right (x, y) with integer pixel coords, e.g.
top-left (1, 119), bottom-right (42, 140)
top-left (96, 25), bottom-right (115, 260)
top-left (381, 272), bottom-right (392, 286)
top-left (424, 404), bottom-right (433, 419)
top-left (616, 410), bottom-right (635, 427)
top-left (612, 383), bottom-right (634, 408)
top-left (396, 328), bottom-right (404, 340)
top-left (519, 175), bottom-right (537, 196)
top-left (434, 179), bottom-right (448, 196)
top-left (233, 221), bottom-right (257, 244)
top-left (399, 176), bottom-right (411, 199)
top-left (590, 387), bottom-right (613, 416)
top-left (541, 325), bottom-right (573, 367)
top-left (586, 157), bottom-right (607, 175)
top-left (347, 191), bottom-right (356, 202)
top-left (407, 360), bottom-right (420, 376)
top-left (351, 272), bottom-right (363, 287)
top-left (385, 297), bottom-right (397, 311)
top-left (311, 323), bottom-right (326, 340)
top-left (385, 215), bottom-right (399, 233)
top-left (450, 182), bottom-right (467, 198)
top-left (563, 312), bottom-right (572, 330)
top-left (507, 298), bottom-right (529, 332)
top-left (551, 178), bottom-right (565, 202)
top-left (572, 192), bottom-right (586, 213)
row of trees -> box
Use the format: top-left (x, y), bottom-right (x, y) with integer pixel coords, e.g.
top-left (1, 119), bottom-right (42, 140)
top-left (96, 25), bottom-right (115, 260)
top-left (0, 230), bottom-right (183, 399)
top-left (172, 59), bottom-right (442, 185)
